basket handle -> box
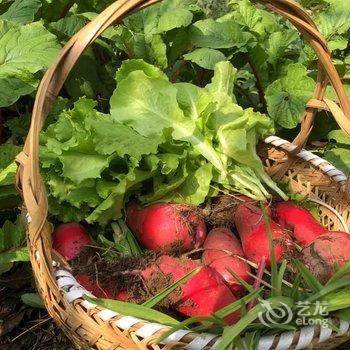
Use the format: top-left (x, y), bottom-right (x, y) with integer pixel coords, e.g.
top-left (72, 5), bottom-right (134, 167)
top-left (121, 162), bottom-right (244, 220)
top-left (18, 0), bottom-right (350, 209)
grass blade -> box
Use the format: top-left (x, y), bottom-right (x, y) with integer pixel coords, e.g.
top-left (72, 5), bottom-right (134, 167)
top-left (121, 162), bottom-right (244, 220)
top-left (276, 260), bottom-right (288, 296)
top-left (142, 267), bottom-right (201, 308)
top-left (217, 297), bottom-right (293, 350)
top-left (214, 288), bottom-right (263, 319)
top-left (118, 220), bottom-right (142, 254)
top-left (260, 203), bottom-right (278, 297)
top-left (290, 273), bottom-right (303, 300)
top-left (156, 316), bottom-right (222, 344)
top-left (84, 295), bottom-right (179, 326)
top-left (307, 278), bottom-right (350, 303)
top-left (111, 221), bottom-right (142, 254)
top-left (335, 308), bottom-right (350, 322)
top-left (226, 267), bottom-right (254, 293)
top-left (326, 263), bottom-right (350, 286)
top-left (293, 260), bottom-right (322, 293)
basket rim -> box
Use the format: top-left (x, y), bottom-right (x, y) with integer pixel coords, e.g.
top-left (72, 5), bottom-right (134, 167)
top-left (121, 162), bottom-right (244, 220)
top-left (48, 136), bottom-right (350, 350)
top-left (15, 0), bottom-right (350, 348)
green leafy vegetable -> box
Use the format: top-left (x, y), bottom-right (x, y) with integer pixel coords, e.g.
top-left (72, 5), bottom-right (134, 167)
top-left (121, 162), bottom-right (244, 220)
top-left (0, 20), bottom-right (60, 107)
top-left (0, 0), bottom-right (41, 24)
top-left (265, 64), bottom-right (315, 129)
top-left (0, 217), bottom-right (28, 272)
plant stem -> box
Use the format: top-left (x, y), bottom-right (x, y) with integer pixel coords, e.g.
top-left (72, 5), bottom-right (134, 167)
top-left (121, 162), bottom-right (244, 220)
top-left (60, 0), bottom-right (75, 18)
top-left (247, 56), bottom-right (268, 113)
top-left (0, 109), bottom-right (4, 144)
top-left (170, 60), bottom-right (187, 83)
top-left (248, 256), bottom-right (266, 310)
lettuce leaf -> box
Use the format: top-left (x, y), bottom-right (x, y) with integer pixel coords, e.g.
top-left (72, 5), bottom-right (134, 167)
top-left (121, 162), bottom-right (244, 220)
top-left (41, 59), bottom-right (285, 224)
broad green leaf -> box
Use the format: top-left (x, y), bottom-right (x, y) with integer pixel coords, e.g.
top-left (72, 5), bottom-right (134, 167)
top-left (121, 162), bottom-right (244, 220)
top-left (116, 59), bottom-right (167, 83)
top-left (156, 0), bottom-right (194, 33)
top-left (65, 51), bottom-right (115, 101)
top-left (162, 163), bottom-right (213, 205)
top-left (59, 151), bottom-right (111, 184)
top-left (40, 0), bottom-right (67, 22)
top-left (0, 0), bottom-right (41, 24)
top-left (110, 71), bottom-right (226, 174)
top-left (266, 30), bottom-right (299, 65)
top-left (21, 293), bottom-right (45, 308)
top-left (48, 196), bottom-right (90, 223)
top-left (0, 217), bottom-right (26, 252)
top-left (328, 36), bottom-right (348, 51)
top-left (0, 20), bottom-right (60, 107)
top-left (149, 34), bottom-right (168, 69)
top-left (207, 61), bottom-right (237, 98)
top-left (76, 0), bottom-right (114, 13)
top-left (5, 114), bottom-right (31, 141)
top-left (140, 160), bottom-right (188, 203)
top-left (230, 0), bottom-right (279, 36)
top-left (197, 0), bottom-right (229, 19)
top-left (84, 295), bottom-right (179, 326)
top-left (265, 64), bottom-right (315, 128)
top-left (87, 168), bottom-right (156, 224)
top-left (124, 0), bottom-right (194, 36)
top-left (183, 48), bottom-right (226, 70)
top-left (87, 116), bottom-right (161, 159)
top-left (0, 247), bottom-right (29, 266)
top-left (175, 82), bottom-right (214, 120)
top-left (0, 162), bottom-right (17, 186)
top-left (190, 18), bottom-right (254, 49)
top-left (0, 144), bottom-right (22, 170)
top-left (50, 14), bottom-right (86, 37)
top-left (0, 73), bottom-right (36, 107)
top-left (324, 147), bottom-right (350, 174)
top-left (46, 175), bottom-right (101, 208)
top-left (328, 129), bottom-right (350, 145)
top-left (314, 0), bottom-right (350, 39)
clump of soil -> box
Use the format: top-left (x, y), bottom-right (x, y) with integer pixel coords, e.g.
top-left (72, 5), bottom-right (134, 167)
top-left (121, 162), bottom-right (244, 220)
top-left (72, 251), bottom-right (171, 304)
top-left (203, 194), bottom-right (242, 229)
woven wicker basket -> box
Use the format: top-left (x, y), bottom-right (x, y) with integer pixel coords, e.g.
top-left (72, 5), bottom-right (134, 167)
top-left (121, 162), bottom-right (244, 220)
top-left (15, 0), bottom-right (350, 349)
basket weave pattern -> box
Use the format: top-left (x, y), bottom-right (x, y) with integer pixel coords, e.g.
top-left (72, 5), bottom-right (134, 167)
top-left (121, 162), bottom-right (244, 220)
top-left (15, 0), bottom-right (350, 349)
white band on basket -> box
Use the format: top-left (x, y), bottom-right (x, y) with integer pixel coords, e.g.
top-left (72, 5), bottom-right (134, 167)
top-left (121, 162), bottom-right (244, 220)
top-left (53, 136), bottom-right (349, 350)
top-left (54, 267), bottom-right (350, 349)
top-left (264, 136), bottom-right (348, 184)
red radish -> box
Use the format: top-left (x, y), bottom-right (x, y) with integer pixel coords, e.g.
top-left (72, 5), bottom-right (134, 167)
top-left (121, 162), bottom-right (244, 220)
top-left (76, 274), bottom-right (129, 300)
top-left (202, 227), bottom-right (252, 295)
top-left (126, 202), bottom-right (206, 253)
top-left (234, 202), bottom-right (294, 266)
top-left (300, 231), bottom-right (350, 283)
top-left (53, 223), bottom-right (91, 261)
top-left (142, 255), bottom-right (239, 324)
top-left (273, 202), bottom-right (327, 246)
